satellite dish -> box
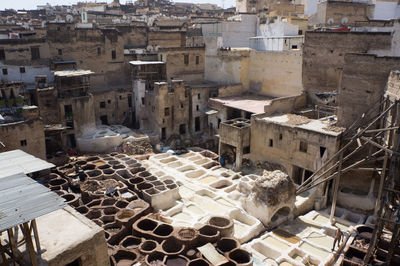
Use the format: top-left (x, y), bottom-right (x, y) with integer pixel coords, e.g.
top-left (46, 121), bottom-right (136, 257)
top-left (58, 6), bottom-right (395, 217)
top-left (155, 45), bottom-right (160, 52)
top-left (147, 45), bottom-right (154, 52)
top-left (327, 18), bottom-right (334, 25)
top-left (341, 17), bottom-right (348, 25)
top-left (66, 15), bottom-right (73, 22)
top-left (123, 15), bottom-right (127, 20)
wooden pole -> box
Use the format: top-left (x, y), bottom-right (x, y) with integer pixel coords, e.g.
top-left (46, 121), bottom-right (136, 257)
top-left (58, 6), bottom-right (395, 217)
top-left (22, 222), bottom-right (38, 266)
top-left (330, 151), bottom-right (343, 225)
top-left (31, 220), bottom-right (41, 253)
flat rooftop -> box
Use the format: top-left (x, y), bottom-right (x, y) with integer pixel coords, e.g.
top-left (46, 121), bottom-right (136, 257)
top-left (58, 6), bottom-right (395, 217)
top-left (210, 95), bottom-right (273, 114)
top-left (262, 114), bottom-right (344, 136)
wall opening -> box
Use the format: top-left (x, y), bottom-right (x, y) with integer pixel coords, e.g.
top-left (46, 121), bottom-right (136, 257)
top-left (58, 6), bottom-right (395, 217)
top-left (100, 115), bottom-right (108, 125)
top-left (179, 124), bottom-right (186, 134)
top-left (161, 127), bottom-right (166, 140)
top-left (195, 117), bottom-right (201, 132)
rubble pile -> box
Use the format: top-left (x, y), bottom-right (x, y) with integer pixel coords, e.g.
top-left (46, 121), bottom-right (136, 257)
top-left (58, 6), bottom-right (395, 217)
top-left (238, 170), bottom-right (296, 227)
top-left (121, 140), bottom-right (154, 155)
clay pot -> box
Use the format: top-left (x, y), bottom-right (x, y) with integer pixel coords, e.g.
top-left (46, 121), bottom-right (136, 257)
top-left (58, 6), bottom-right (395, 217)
top-left (175, 227), bottom-right (199, 249)
top-left (49, 178), bottom-right (69, 191)
top-left (102, 168), bottom-right (115, 175)
top-left (153, 224), bottom-right (174, 241)
top-left (115, 200), bottom-right (129, 209)
top-left (130, 167), bottom-right (146, 175)
top-left (207, 216), bottom-right (234, 237)
top-left (82, 163), bottom-right (95, 171)
top-left (139, 239), bottom-right (158, 254)
top-left (104, 222), bottom-right (127, 246)
top-left (216, 237), bottom-right (240, 254)
top-left (116, 169), bottom-right (134, 180)
top-left (116, 209), bottom-right (136, 226)
top-left (101, 198), bottom-right (117, 207)
top-left (85, 209), bottom-right (102, 220)
top-left (135, 218), bottom-right (158, 234)
top-left (198, 225), bottom-right (220, 245)
top-left (76, 205), bottom-right (89, 215)
top-left (61, 193), bottom-right (80, 207)
top-left (145, 251), bottom-right (166, 266)
top-left (120, 236), bottom-right (142, 249)
top-left (86, 198), bottom-right (102, 208)
top-left (86, 169), bottom-right (102, 178)
top-left (228, 249), bottom-right (253, 266)
top-left (111, 248), bottom-right (139, 265)
top-left (161, 238), bottom-right (185, 255)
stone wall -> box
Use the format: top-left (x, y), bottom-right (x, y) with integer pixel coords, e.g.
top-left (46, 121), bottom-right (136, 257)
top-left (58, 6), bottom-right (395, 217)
top-left (0, 117), bottom-right (46, 159)
top-left (249, 116), bottom-right (341, 177)
top-left (159, 47), bottom-right (205, 82)
top-left (92, 88), bottom-right (134, 126)
top-left (303, 31), bottom-right (392, 103)
top-left (145, 80), bottom-right (190, 140)
top-left (338, 53), bottom-right (400, 127)
top-left (47, 23), bottom-right (128, 90)
top-left (148, 30), bottom-right (186, 48)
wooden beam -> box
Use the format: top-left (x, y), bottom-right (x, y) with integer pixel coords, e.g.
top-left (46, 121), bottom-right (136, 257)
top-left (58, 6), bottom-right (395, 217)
top-left (330, 151), bottom-right (343, 225)
top-left (375, 152), bottom-right (389, 216)
top-left (298, 102), bottom-right (395, 193)
top-left (22, 222), bottom-right (38, 266)
top-left (31, 220), bottom-right (41, 253)
top-left (365, 127), bottom-right (399, 134)
top-left (360, 136), bottom-right (400, 156)
top-left (297, 151), bottom-right (383, 195)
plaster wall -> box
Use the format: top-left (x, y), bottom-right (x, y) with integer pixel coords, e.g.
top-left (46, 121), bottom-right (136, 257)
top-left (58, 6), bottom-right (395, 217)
top-left (248, 49), bottom-right (303, 97)
top-left (0, 63), bottom-right (53, 85)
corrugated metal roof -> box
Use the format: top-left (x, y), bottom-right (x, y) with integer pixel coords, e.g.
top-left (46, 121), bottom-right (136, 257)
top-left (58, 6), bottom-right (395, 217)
top-left (0, 150), bottom-right (55, 179)
top-left (0, 173), bottom-right (66, 232)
